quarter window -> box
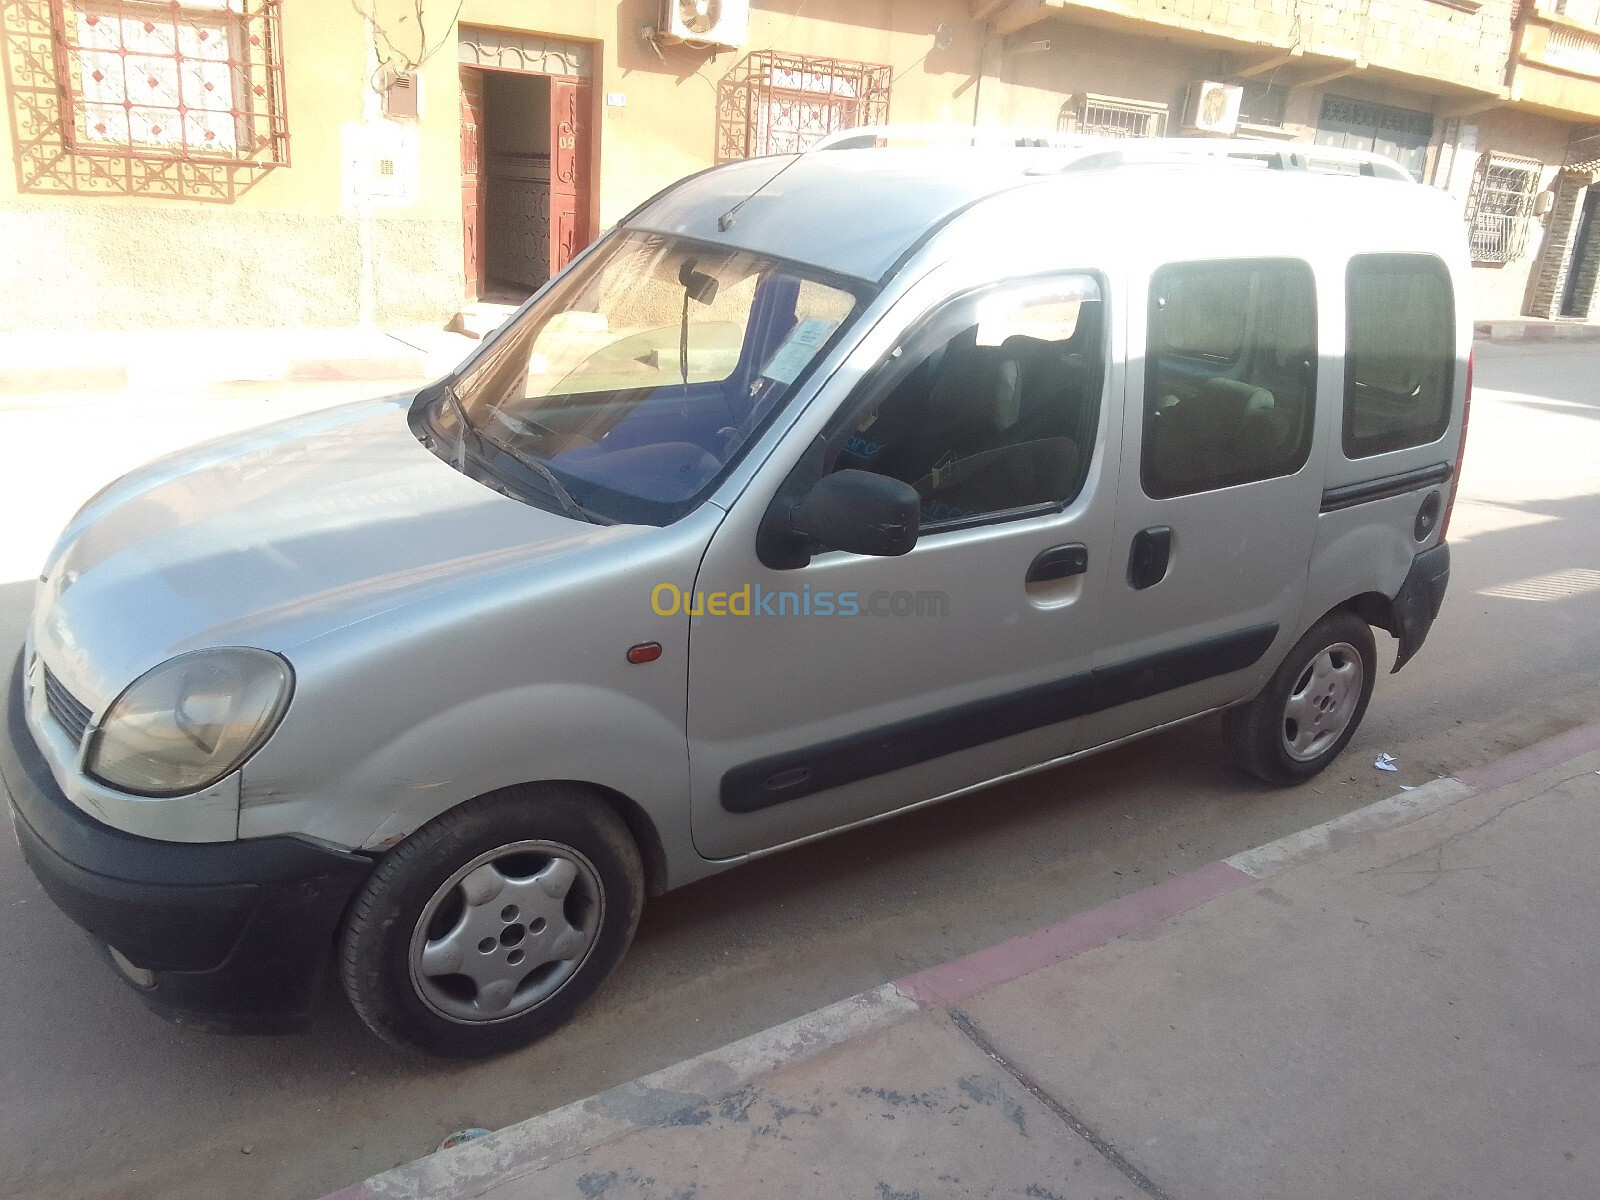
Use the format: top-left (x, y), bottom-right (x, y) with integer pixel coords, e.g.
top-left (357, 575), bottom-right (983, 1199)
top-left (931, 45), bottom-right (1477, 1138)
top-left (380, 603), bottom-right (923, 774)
top-left (830, 278), bottom-right (1105, 528)
top-left (1344, 255), bottom-right (1455, 459)
top-left (1143, 260), bottom-right (1317, 499)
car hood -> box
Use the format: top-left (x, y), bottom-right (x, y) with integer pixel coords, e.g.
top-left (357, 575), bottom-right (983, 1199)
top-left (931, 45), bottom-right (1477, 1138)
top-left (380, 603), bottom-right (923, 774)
top-left (32, 396), bottom-right (644, 710)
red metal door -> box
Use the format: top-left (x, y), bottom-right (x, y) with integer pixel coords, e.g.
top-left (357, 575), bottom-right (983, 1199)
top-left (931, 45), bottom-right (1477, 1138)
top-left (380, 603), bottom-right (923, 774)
top-left (460, 67), bottom-right (487, 300)
top-left (547, 76), bottom-right (592, 278)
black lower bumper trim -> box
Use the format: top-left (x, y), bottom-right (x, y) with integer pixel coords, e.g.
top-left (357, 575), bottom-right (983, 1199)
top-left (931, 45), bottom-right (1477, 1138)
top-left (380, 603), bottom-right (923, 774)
top-left (1389, 542), bottom-right (1451, 673)
top-left (2, 653), bottom-right (372, 1031)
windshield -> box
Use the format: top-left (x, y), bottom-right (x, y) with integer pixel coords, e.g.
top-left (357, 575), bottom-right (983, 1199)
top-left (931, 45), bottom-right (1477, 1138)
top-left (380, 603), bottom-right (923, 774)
top-left (427, 231), bottom-right (865, 525)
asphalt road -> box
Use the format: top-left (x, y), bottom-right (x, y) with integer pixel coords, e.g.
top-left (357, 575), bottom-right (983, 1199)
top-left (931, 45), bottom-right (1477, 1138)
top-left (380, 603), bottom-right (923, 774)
top-left (1, 341), bottom-right (1597, 1200)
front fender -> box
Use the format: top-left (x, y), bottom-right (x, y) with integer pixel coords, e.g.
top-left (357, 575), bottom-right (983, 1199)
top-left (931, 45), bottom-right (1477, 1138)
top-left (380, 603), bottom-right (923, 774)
top-left (238, 681), bottom-right (701, 883)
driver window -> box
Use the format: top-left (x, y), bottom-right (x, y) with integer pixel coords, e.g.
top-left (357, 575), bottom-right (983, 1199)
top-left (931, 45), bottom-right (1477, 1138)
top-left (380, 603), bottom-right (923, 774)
top-left (830, 277), bottom-right (1104, 527)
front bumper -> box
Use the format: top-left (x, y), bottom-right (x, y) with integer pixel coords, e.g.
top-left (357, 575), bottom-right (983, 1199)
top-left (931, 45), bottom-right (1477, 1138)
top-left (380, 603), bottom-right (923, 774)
top-left (1, 654), bottom-right (371, 1033)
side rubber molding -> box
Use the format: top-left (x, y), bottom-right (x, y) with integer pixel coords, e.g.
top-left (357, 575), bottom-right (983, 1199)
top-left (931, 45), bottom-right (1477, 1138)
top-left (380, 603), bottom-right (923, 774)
top-left (722, 623), bottom-right (1278, 813)
top-left (1, 654), bottom-right (372, 1033)
top-left (1320, 462), bottom-right (1452, 513)
top-left (1386, 542), bottom-right (1451, 673)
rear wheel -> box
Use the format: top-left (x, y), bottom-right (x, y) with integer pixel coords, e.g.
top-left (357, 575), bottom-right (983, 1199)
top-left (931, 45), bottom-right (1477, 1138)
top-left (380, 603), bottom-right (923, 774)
top-left (1224, 611), bottom-right (1377, 785)
top-left (339, 785), bottom-right (643, 1058)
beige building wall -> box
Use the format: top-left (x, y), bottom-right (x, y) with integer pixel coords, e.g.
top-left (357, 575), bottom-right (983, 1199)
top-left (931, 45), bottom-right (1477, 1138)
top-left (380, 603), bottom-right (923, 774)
top-left (1, 0), bottom-right (1594, 331)
top-left (985, 3), bottom-right (1580, 319)
top-left (0, 2), bottom-right (462, 331)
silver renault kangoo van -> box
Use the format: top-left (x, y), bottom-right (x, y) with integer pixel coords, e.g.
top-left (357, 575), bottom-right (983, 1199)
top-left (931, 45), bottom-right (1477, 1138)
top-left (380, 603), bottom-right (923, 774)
top-left (2, 132), bottom-right (1466, 1055)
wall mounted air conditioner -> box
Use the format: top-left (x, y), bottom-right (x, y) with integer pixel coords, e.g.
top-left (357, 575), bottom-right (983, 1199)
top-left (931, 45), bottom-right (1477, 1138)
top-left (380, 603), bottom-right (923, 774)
top-left (658, 0), bottom-right (750, 49)
top-left (656, 0), bottom-right (748, 48)
top-left (1182, 80), bottom-right (1244, 136)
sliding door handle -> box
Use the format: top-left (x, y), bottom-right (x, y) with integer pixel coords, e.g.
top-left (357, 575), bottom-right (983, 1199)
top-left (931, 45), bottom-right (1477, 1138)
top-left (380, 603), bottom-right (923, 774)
top-left (1128, 527), bottom-right (1172, 590)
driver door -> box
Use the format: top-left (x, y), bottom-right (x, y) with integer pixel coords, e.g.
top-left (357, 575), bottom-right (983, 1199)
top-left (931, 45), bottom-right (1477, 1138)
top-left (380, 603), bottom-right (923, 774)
top-left (686, 274), bottom-right (1123, 859)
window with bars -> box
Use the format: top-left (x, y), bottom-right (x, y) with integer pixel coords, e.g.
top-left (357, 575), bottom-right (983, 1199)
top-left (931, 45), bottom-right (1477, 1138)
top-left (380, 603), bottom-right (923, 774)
top-left (1060, 94), bottom-right (1167, 139)
top-left (51, 0), bottom-right (287, 165)
top-left (1466, 154), bottom-right (1543, 264)
top-left (717, 52), bottom-right (891, 161)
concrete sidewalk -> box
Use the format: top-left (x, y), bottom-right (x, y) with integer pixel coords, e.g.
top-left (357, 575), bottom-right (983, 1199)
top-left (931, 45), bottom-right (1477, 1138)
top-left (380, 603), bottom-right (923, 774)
top-left (1474, 316), bottom-right (1600, 342)
top-left (332, 720), bottom-right (1600, 1200)
top-left (0, 325), bottom-right (482, 397)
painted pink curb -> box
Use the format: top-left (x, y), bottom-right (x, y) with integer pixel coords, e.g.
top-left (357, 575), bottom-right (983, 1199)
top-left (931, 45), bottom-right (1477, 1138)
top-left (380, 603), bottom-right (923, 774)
top-left (1456, 721), bottom-right (1600, 791)
top-left (895, 859), bottom-right (1252, 1008)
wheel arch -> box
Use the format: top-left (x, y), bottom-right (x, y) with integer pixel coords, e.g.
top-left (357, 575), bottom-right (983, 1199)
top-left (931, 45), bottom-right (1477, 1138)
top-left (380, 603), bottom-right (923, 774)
top-left (1339, 590), bottom-right (1400, 638)
top-left (565, 779), bottom-right (670, 898)
top-left (1312, 546), bottom-right (1451, 674)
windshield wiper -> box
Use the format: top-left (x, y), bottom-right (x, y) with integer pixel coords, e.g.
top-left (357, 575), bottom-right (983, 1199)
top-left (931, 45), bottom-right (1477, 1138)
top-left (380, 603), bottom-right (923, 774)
top-left (440, 384), bottom-right (472, 470)
top-left (434, 386), bottom-right (595, 523)
top-left (475, 428), bottom-right (597, 525)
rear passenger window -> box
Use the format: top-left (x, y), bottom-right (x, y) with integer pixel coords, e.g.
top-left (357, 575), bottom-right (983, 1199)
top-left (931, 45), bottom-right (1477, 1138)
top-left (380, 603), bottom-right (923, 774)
top-left (1143, 260), bottom-right (1316, 499)
top-left (1345, 254), bottom-right (1454, 458)
top-left (831, 277), bottom-right (1104, 528)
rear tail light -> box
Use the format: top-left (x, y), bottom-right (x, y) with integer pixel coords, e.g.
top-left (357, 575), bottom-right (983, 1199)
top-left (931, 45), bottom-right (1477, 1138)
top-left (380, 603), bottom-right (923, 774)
top-left (1438, 349), bottom-right (1471, 543)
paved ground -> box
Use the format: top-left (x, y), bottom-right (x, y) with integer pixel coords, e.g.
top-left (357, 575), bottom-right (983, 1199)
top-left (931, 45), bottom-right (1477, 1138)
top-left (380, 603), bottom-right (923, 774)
top-left (344, 732), bottom-right (1600, 1200)
top-left (0, 341), bottom-right (1596, 1199)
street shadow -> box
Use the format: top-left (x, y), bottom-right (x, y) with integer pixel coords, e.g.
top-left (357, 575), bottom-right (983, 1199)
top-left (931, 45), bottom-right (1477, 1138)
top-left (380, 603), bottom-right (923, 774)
top-left (0, 580), bottom-right (34, 660)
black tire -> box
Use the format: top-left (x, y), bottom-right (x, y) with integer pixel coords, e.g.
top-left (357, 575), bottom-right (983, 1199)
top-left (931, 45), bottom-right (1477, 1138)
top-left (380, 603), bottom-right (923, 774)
top-left (339, 784), bottom-right (643, 1058)
top-left (1223, 610), bottom-right (1377, 785)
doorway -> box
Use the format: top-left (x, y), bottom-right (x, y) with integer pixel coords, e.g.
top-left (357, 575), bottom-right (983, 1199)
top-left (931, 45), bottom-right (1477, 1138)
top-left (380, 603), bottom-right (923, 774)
top-left (458, 58), bottom-right (592, 303)
top-left (1560, 187), bottom-right (1600, 318)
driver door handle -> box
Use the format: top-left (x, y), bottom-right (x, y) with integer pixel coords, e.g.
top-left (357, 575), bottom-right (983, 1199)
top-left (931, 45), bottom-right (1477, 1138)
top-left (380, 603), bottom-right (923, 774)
top-left (1027, 544), bottom-right (1088, 584)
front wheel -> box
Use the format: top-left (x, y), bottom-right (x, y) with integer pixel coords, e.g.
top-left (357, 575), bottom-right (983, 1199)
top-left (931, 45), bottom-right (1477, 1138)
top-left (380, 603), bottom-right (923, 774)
top-left (339, 785), bottom-right (643, 1057)
top-left (1223, 611), bottom-right (1377, 785)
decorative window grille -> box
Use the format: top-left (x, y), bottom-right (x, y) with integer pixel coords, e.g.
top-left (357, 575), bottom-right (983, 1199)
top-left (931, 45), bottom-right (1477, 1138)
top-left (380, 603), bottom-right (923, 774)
top-left (1466, 154), bottom-right (1543, 264)
top-left (1060, 94), bottom-right (1167, 138)
top-left (2, 0), bottom-right (286, 201)
top-left (55, 0), bottom-right (285, 162)
top-left (717, 52), bottom-right (891, 161)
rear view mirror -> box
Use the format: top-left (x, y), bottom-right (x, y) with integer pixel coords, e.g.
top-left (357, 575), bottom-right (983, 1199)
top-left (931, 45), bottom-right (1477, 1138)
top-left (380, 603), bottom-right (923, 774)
top-left (678, 259), bottom-right (720, 306)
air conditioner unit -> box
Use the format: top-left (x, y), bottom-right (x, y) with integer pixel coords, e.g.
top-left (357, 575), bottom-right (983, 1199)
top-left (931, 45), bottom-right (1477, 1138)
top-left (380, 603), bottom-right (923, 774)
top-left (658, 0), bottom-right (750, 49)
top-left (1182, 80), bottom-right (1244, 136)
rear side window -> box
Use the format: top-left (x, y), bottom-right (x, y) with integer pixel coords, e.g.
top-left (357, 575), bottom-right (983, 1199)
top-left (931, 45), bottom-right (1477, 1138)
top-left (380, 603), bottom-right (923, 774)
top-left (1143, 259), bottom-right (1317, 499)
top-left (1344, 254), bottom-right (1454, 458)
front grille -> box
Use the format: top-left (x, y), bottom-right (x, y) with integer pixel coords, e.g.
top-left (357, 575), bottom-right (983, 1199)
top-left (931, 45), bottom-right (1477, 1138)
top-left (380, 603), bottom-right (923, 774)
top-left (42, 665), bottom-right (93, 748)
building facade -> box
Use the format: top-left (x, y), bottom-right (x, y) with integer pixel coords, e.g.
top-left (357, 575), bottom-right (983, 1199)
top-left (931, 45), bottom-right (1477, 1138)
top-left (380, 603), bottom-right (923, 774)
top-left (4, 0), bottom-right (1600, 332)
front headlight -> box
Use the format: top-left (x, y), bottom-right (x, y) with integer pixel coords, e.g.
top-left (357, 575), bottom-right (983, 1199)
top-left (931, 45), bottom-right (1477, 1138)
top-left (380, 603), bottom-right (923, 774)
top-left (84, 649), bottom-right (293, 796)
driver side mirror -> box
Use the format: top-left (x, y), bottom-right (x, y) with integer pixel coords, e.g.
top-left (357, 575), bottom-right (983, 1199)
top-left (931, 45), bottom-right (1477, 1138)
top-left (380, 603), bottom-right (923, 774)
top-left (788, 470), bottom-right (921, 559)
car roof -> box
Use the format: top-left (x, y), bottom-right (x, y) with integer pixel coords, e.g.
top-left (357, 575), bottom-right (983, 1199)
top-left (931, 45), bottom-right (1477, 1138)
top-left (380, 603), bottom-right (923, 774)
top-left (625, 146), bottom-right (1466, 284)
top-left (625, 148), bottom-right (1046, 282)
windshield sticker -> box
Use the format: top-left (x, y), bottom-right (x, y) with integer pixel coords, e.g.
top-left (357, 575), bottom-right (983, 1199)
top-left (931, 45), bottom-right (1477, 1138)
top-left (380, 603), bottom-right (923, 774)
top-left (762, 318), bottom-right (837, 386)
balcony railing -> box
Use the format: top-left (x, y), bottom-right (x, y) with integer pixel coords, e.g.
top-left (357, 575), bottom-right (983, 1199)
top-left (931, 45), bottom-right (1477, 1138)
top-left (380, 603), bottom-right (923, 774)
top-left (1543, 23), bottom-right (1600, 76)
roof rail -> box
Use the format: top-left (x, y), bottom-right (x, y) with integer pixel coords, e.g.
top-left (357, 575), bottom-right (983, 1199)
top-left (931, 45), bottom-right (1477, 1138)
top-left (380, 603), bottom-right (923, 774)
top-left (812, 124), bottom-right (1080, 151)
top-left (812, 124), bottom-right (1415, 183)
